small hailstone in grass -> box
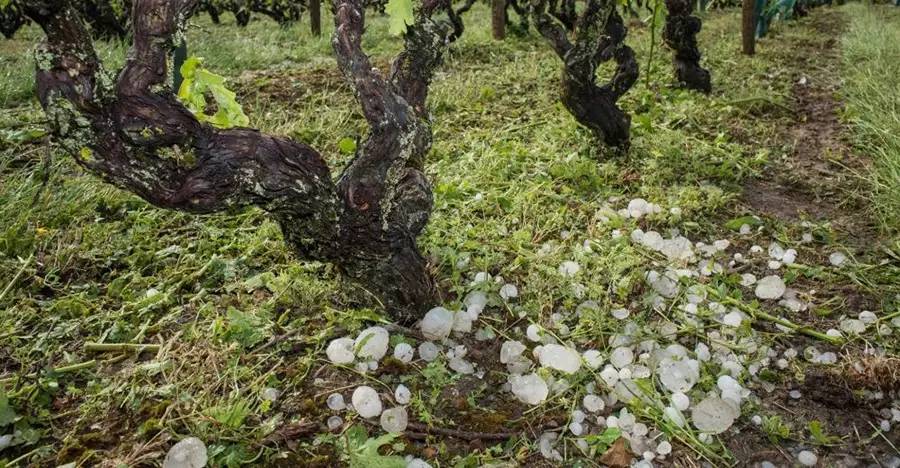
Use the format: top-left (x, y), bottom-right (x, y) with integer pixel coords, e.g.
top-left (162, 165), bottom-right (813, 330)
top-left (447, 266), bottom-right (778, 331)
top-left (782, 249), bottom-right (797, 265)
top-left (784, 348), bottom-right (798, 359)
top-left (815, 352), bottom-right (838, 365)
top-left (509, 373), bottom-right (549, 405)
top-left (261, 387), bottom-right (281, 402)
top-left (826, 328), bottom-right (842, 338)
top-left (326, 393), bottom-right (346, 411)
top-left (394, 384), bottom-right (411, 405)
top-left (420, 307), bottom-right (454, 340)
top-left (776, 358), bottom-right (789, 369)
top-left (0, 434), bottom-right (12, 451)
top-left (646, 270), bottom-right (679, 298)
top-left (696, 343), bottom-right (711, 361)
top-left (880, 420), bottom-right (891, 432)
top-left (571, 410), bottom-right (586, 424)
top-left (418, 342), bottom-right (440, 362)
top-left (474, 327), bottom-right (495, 341)
top-left (380, 406), bottom-right (408, 433)
top-left (750, 245), bottom-right (763, 253)
top-left (355, 362), bottom-right (369, 373)
top-left (507, 355), bottom-right (533, 374)
top-left (472, 271), bottom-right (491, 283)
top-left (618, 367), bottom-right (633, 379)
top-left (755, 275), bottom-right (786, 300)
top-left (698, 433), bottom-right (713, 444)
top-left (327, 416), bottom-right (343, 431)
top-left (606, 415), bottom-right (619, 428)
top-left (670, 206), bottom-right (682, 216)
top-left (449, 357), bottom-right (475, 374)
top-left (326, 338), bottom-right (355, 364)
top-left (829, 251), bottom-right (848, 266)
top-left (583, 349), bottom-right (604, 369)
top-left (664, 406), bottom-right (686, 428)
top-left (538, 432), bottom-right (563, 462)
top-left (500, 340), bottom-right (526, 364)
top-left (406, 459), bottom-right (432, 468)
top-left (722, 311), bottom-right (744, 327)
top-left (464, 291), bottom-right (488, 315)
top-left (659, 358), bottom-right (700, 393)
top-left (452, 311), bottom-right (473, 333)
top-left (368, 361), bottom-right (379, 371)
top-left (789, 390), bottom-right (802, 399)
top-left (499, 283), bottom-right (518, 300)
top-left (714, 239), bottom-right (731, 251)
top-left (802, 232), bottom-right (814, 243)
top-left (840, 318), bottom-right (867, 335)
top-left (656, 441), bottom-right (672, 456)
top-left (632, 423), bottom-right (649, 437)
top-left (642, 451), bottom-right (655, 462)
top-left (610, 347), bottom-right (634, 369)
top-left (692, 397), bottom-right (737, 434)
top-left (393, 343), bottom-right (414, 363)
top-left (526, 324), bottom-right (542, 342)
top-left (163, 437), bottom-right (208, 468)
top-left (879, 324), bottom-right (893, 335)
top-left (611, 229), bottom-right (623, 239)
top-left (355, 327), bottom-right (389, 361)
top-left (352, 386), bottom-right (382, 418)
top-left (672, 392), bottom-right (690, 411)
top-left (599, 365), bottom-right (620, 387)
top-left (740, 224), bottom-right (751, 234)
top-left (583, 394), bottom-right (605, 413)
top-left (751, 415), bottom-right (763, 425)
top-left (859, 310), bottom-right (878, 323)
top-left (558, 261), bottom-right (581, 277)
top-left (768, 242), bottom-right (785, 260)
top-left (611, 308), bottom-right (630, 320)
top-left (536, 344), bottom-right (582, 374)
top-left (797, 450), bottom-right (818, 467)
top-left (568, 421), bottom-right (584, 436)
top-left (768, 260), bottom-right (783, 270)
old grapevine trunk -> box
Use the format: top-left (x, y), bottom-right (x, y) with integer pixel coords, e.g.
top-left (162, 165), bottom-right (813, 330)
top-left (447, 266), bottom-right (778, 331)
top-left (532, 0), bottom-right (638, 148)
top-left (663, 0), bottom-right (711, 93)
top-left (23, 0), bottom-right (454, 323)
top-left (741, 0), bottom-right (756, 55)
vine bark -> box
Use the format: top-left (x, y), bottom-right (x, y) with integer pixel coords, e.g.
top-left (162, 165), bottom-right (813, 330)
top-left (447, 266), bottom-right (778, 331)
top-left (663, 0), bottom-right (711, 93)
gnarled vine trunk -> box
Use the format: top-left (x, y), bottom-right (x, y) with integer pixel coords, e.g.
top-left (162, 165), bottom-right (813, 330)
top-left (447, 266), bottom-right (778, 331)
top-left (663, 0), bottom-right (711, 93)
top-left (23, 0), bottom-right (455, 323)
top-left (532, 0), bottom-right (639, 148)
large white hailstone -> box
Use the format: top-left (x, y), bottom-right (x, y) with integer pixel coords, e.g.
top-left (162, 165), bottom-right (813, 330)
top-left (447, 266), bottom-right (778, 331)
top-left (449, 357), bottom-right (475, 374)
top-left (509, 373), bottom-right (549, 405)
top-left (380, 406), bottom-right (409, 433)
top-left (829, 252), bottom-right (847, 266)
top-left (611, 308), bottom-right (630, 320)
top-left (393, 343), bottom-right (414, 363)
top-left (768, 242), bottom-right (785, 260)
top-left (656, 441), bottom-right (672, 456)
top-left (599, 366), bottom-right (619, 387)
top-left (538, 432), bottom-right (563, 461)
top-left (671, 392), bottom-right (690, 411)
top-left (394, 384), bottom-right (411, 405)
top-left (609, 347), bottom-right (634, 369)
top-left (840, 318), bottom-right (866, 335)
top-left (664, 406), bottom-right (686, 428)
top-left (722, 311), bottom-right (744, 327)
top-left (500, 340), bottom-right (527, 364)
top-left (355, 327), bottom-right (389, 361)
top-left (755, 275), bottom-right (786, 300)
top-left (420, 307), bottom-right (454, 340)
top-left (163, 437), bottom-right (208, 468)
top-left (352, 386), bottom-right (383, 418)
top-left (782, 249), bottom-right (797, 264)
top-left (658, 358), bottom-right (700, 393)
top-left (660, 236), bottom-right (695, 262)
top-left (499, 283), bottom-right (519, 300)
top-left (526, 324), bottom-right (543, 342)
top-left (418, 341), bottom-right (440, 361)
top-left (326, 338), bottom-right (356, 364)
top-left (536, 344), bottom-right (582, 374)
top-left (583, 394), bottom-right (605, 413)
top-left (797, 450), bottom-right (818, 467)
top-left (859, 310), bottom-right (878, 324)
top-left (582, 349), bottom-right (604, 369)
top-left (452, 311), bottom-right (473, 333)
top-left (646, 270), bottom-right (679, 298)
top-left (326, 393), bottom-right (346, 411)
top-left (558, 261), bottom-right (581, 277)
top-left (691, 397), bottom-right (738, 434)
top-left (464, 291), bottom-right (488, 317)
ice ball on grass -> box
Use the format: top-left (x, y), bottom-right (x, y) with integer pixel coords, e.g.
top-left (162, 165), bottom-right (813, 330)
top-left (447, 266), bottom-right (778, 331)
top-left (395, 384), bottom-right (411, 405)
top-left (840, 318), bottom-right (866, 335)
top-left (509, 373), bottom-right (549, 405)
top-left (797, 450), bottom-right (818, 467)
top-left (755, 275), bottom-right (786, 300)
top-left (327, 416), bottom-right (343, 431)
top-left (420, 307), bottom-right (454, 340)
top-left (691, 397), bottom-right (738, 434)
top-left (671, 392), bottom-right (690, 411)
top-left (583, 349), bottom-right (604, 369)
top-left (449, 357), bottom-right (475, 374)
top-left (499, 283), bottom-right (518, 300)
top-left (500, 340), bottom-right (526, 364)
top-left (326, 393), bottom-right (346, 411)
top-left (611, 308), bottom-right (630, 320)
top-left (656, 440), bottom-right (672, 456)
top-left (452, 311), bottom-right (473, 333)
top-left (418, 341), bottom-right (440, 361)
top-left (326, 338), bottom-right (355, 364)
top-left (829, 252), bottom-right (847, 266)
top-left (859, 310), bottom-right (878, 324)
top-left (380, 406), bottom-right (409, 433)
top-left (610, 347), bottom-right (634, 369)
top-left (355, 326), bottom-right (389, 361)
top-left (352, 386), bottom-right (383, 418)
top-left (163, 437), bottom-right (208, 468)
top-left (558, 261), bottom-right (581, 277)
top-left (406, 458), bottom-right (432, 468)
top-left (536, 344), bottom-right (582, 374)
top-left (393, 343), bottom-right (414, 363)
top-left (583, 394), bottom-right (605, 413)
top-left (526, 324), bottom-right (543, 342)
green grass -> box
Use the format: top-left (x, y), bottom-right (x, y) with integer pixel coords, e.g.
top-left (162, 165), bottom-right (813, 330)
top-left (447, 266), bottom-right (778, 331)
top-left (840, 4), bottom-right (900, 241)
top-left (0, 5), bottom-right (898, 467)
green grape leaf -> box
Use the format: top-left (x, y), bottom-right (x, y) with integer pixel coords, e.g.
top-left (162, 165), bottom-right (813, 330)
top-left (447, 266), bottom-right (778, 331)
top-left (177, 56), bottom-right (249, 129)
top-left (385, 0), bottom-right (414, 36)
top-left (345, 426), bottom-right (406, 468)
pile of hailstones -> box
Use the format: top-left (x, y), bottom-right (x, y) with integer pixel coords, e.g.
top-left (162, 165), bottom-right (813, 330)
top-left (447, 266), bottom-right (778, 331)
top-left (321, 198), bottom-right (898, 467)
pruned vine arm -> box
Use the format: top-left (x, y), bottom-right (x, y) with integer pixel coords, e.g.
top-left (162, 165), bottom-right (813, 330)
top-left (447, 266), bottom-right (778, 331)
top-left (530, 0), bottom-right (573, 57)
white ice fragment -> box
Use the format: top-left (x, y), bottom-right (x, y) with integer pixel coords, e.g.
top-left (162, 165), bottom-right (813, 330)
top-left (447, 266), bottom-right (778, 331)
top-left (568, 422), bottom-right (584, 436)
top-left (536, 344), bottom-right (582, 374)
top-left (610, 347), bottom-right (634, 369)
top-left (452, 310), bottom-right (473, 333)
top-left (418, 341), bottom-right (440, 361)
top-left (352, 386), bottom-right (383, 418)
top-left (501, 340), bottom-right (527, 364)
top-left (393, 343), bottom-right (414, 363)
top-left (449, 357), bottom-right (475, 374)
top-left (526, 324), bottom-right (543, 342)
top-left (656, 441), bottom-right (672, 456)
top-left (840, 318), bottom-right (867, 335)
top-left (380, 406), bottom-right (408, 433)
top-left (797, 450), bottom-right (818, 467)
top-left (326, 393), bottom-right (346, 411)
top-left (859, 310), bottom-right (878, 324)
top-left (611, 308), bottom-right (630, 320)
top-left (261, 387), bottom-right (281, 402)
top-left (327, 416), bottom-right (343, 431)
top-left (583, 349), bottom-right (604, 369)
top-left (583, 394), bottom-right (605, 413)
top-left (499, 283), bottom-right (519, 300)
top-left (355, 326), bottom-right (389, 361)
top-left (722, 311), bottom-right (744, 327)
top-left (829, 252), bottom-right (847, 266)
top-left (692, 397), bottom-right (737, 434)
top-left (539, 432), bottom-right (563, 461)
top-left (509, 373), bottom-right (549, 405)
top-left (755, 275), bottom-right (786, 300)
top-left (407, 459), bottom-right (432, 468)
top-left (395, 384), bottom-right (411, 405)
top-left (420, 307), bottom-right (454, 340)
top-left (0, 434), bottom-right (11, 451)
top-left (671, 392), bottom-right (690, 411)
top-left (326, 338), bottom-right (356, 364)
top-left (664, 406), bottom-right (686, 428)
top-left (163, 437), bottom-right (208, 468)
top-left (599, 366), bottom-right (619, 387)
top-left (768, 243), bottom-right (785, 261)
top-left (782, 249), bottom-right (797, 265)
top-left (559, 261), bottom-right (581, 277)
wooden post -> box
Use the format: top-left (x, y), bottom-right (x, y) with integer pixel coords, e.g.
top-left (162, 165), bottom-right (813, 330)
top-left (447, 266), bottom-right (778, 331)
top-left (492, 0), bottom-right (506, 40)
top-left (741, 0), bottom-right (756, 55)
top-left (310, 0), bottom-right (321, 36)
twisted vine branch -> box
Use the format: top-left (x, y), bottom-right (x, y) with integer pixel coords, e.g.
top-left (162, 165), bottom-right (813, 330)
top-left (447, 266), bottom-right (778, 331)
top-left (663, 0), bottom-right (711, 93)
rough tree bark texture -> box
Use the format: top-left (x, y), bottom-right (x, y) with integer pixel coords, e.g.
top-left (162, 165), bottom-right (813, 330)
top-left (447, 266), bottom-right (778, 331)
top-left (532, 0), bottom-right (639, 148)
top-left (742, 0), bottom-right (756, 55)
top-left (1, 2), bottom-right (29, 39)
top-left (663, 0), bottom-right (711, 93)
top-left (492, 0), bottom-right (506, 39)
top-left (23, 0), bottom-right (454, 323)
top-left (310, 0), bottom-right (321, 36)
